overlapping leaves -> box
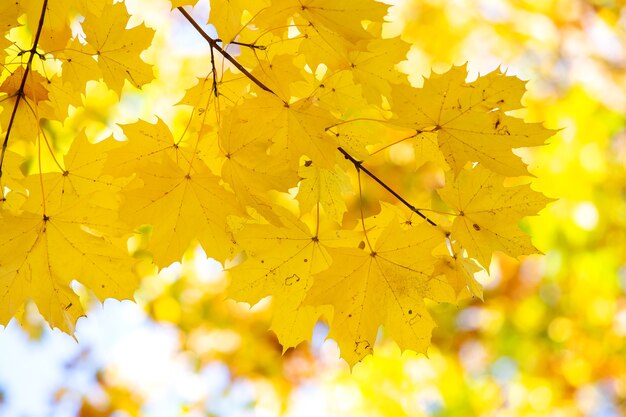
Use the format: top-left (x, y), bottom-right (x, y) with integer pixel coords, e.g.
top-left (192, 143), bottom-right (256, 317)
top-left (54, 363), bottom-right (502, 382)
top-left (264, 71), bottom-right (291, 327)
top-left (0, 0), bottom-right (554, 365)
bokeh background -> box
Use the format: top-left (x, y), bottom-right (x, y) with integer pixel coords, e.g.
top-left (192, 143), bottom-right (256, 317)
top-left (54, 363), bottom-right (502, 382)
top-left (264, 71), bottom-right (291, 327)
top-left (2, 0), bottom-right (626, 415)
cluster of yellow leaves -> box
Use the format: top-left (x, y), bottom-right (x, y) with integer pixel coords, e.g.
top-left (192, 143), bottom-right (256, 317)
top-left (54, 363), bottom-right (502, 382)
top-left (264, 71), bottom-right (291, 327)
top-left (0, 0), bottom-right (554, 365)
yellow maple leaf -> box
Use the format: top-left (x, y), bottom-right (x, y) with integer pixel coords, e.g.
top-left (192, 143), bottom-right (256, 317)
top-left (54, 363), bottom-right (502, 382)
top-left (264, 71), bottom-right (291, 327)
top-left (227, 211), bottom-right (333, 349)
top-left (0, 1), bottom-right (21, 33)
top-left (238, 93), bottom-right (339, 168)
top-left (306, 219), bottom-right (454, 366)
top-left (0, 169), bottom-right (136, 333)
top-left (120, 156), bottom-right (242, 266)
top-left (432, 241), bottom-right (483, 300)
top-left (59, 39), bottom-right (103, 92)
top-left (208, 0), bottom-right (269, 43)
top-left (347, 37), bottom-right (410, 104)
top-left (0, 67), bottom-right (53, 143)
top-left (219, 111), bottom-right (299, 224)
top-left (301, 70), bottom-right (368, 117)
top-left (22, 0), bottom-right (73, 52)
top-left (391, 65), bottom-right (554, 176)
top-left (48, 132), bottom-right (123, 202)
top-left (248, 54), bottom-right (305, 101)
top-left (79, 2), bottom-right (154, 93)
top-left (297, 161), bottom-right (352, 224)
top-left (438, 165), bottom-right (553, 269)
top-left (104, 118), bottom-right (196, 176)
top-left (257, 0), bottom-right (387, 46)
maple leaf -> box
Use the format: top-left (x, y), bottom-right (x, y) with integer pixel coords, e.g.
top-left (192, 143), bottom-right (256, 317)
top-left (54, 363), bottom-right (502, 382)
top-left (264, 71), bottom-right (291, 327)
top-left (219, 111), bottom-right (299, 224)
top-left (432, 242), bottom-right (483, 299)
top-left (0, 158), bottom-right (136, 333)
top-left (208, 0), bottom-right (269, 44)
top-left (120, 156), bottom-right (242, 266)
top-left (0, 67), bottom-right (53, 143)
top-left (346, 37), bottom-right (410, 104)
top-left (391, 65), bottom-right (554, 176)
top-left (238, 93), bottom-right (339, 168)
top-left (22, 0), bottom-right (73, 52)
top-left (227, 210), bottom-right (333, 348)
top-left (296, 161), bottom-right (352, 224)
top-left (0, 1), bottom-right (21, 31)
top-left (438, 165), bottom-right (553, 268)
top-left (104, 118), bottom-right (196, 176)
top-left (257, 0), bottom-right (388, 46)
top-left (306, 219), bottom-right (454, 366)
top-left (78, 2), bottom-right (155, 93)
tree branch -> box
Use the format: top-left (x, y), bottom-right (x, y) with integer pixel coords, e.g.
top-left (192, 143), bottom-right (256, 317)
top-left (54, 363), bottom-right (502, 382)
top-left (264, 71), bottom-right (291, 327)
top-left (0, 0), bottom-right (48, 179)
top-left (337, 147), bottom-right (437, 226)
top-left (177, 7), bottom-right (275, 96)
top-left (178, 6), bottom-right (437, 227)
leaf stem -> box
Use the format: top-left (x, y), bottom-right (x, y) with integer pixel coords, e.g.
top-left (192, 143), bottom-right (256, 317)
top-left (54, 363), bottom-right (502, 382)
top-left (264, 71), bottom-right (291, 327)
top-left (0, 0), bottom-right (48, 179)
top-left (370, 131), bottom-right (419, 155)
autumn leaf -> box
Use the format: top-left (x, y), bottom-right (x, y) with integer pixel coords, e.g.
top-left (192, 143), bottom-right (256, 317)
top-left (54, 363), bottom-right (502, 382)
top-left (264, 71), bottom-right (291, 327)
top-left (433, 241), bottom-right (483, 299)
top-left (0, 168), bottom-right (136, 333)
top-left (391, 65), bottom-right (554, 176)
top-left (256, 0), bottom-right (388, 46)
top-left (120, 156), bottom-right (242, 266)
top-left (78, 2), bottom-right (154, 93)
top-left (238, 93), bottom-right (339, 168)
top-left (306, 219), bottom-right (454, 366)
top-left (438, 165), bottom-right (552, 268)
top-left (227, 210), bottom-right (333, 348)
top-left (296, 161), bottom-right (352, 224)
top-left (219, 111), bottom-right (299, 224)
top-left (22, 0), bottom-right (73, 52)
top-left (0, 67), bottom-right (53, 143)
top-left (208, 0), bottom-right (269, 44)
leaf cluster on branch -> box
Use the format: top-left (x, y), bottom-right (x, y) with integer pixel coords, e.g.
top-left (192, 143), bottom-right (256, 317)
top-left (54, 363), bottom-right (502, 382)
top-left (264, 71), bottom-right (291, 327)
top-left (0, 0), bottom-right (554, 365)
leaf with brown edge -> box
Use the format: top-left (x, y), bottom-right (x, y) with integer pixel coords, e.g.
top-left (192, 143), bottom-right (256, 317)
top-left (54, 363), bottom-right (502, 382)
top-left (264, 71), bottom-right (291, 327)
top-left (0, 67), bottom-right (53, 143)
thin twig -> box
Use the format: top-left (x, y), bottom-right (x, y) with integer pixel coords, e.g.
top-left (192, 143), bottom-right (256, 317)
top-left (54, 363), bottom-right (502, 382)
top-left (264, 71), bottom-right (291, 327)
top-left (0, 0), bottom-right (49, 178)
top-left (209, 45), bottom-right (218, 97)
top-left (338, 147), bottom-right (437, 226)
top-left (177, 7), bottom-right (275, 96)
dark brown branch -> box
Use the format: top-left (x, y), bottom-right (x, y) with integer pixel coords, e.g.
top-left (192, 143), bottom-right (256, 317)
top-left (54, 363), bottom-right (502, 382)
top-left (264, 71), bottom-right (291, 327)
top-left (338, 147), bottom-right (437, 226)
top-left (177, 7), bottom-right (275, 95)
top-left (179, 6), bottom-right (437, 227)
top-left (209, 44), bottom-right (218, 97)
top-left (229, 41), bottom-right (266, 51)
top-left (0, 0), bottom-right (48, 179)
